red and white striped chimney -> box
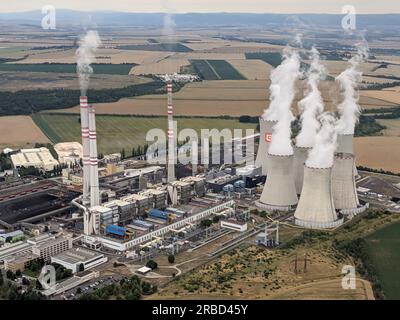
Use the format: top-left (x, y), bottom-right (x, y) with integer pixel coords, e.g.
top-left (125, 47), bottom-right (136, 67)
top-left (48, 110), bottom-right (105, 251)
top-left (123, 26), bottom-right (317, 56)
top-left (167, 81), bottom-right (176, 183)
top-left (79, 96), bottom-right (90, 206)
top-left (88, 104), bottom-right (100, 207)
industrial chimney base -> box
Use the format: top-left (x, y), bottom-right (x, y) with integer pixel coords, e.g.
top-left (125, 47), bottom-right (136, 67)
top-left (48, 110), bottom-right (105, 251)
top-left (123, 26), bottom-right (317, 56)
top-left (255, 201), bottom-right (295, 213)
top-left (294, 217), bottom-right (343, 229)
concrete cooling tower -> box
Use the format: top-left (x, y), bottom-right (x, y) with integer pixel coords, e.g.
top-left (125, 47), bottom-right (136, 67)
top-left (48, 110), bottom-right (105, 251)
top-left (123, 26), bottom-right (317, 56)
top-left (294, 166), bottom-right (343, 229)
top-left (293, 146), bottom-right (311, 195)
top-left (256, 154), bottom-right (298, 212)
top-left (336, 134), bottom-right (358, 176)
top-left (331, 153), bottom-right (364, 215)
top-left (255, 119), bottom-right (277, 175)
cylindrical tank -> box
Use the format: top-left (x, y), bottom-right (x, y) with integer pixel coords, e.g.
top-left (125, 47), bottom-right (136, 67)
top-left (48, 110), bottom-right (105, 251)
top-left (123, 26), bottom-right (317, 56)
top-left (257, 153), bottom-right (298, 211)
top-left (294, 166), bottom-right (342, 229)
top-left (255, 118), bottom-right (277, 175)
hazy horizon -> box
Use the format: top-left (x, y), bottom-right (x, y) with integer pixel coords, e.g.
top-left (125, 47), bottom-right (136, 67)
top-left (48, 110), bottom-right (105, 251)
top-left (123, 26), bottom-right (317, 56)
top-left (1, 0), bottom-right (399, 14)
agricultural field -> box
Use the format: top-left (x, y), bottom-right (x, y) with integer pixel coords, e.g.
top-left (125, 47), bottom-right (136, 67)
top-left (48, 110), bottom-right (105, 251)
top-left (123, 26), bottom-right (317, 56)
top-left (365, 221), bottom-right (400, 299)
top-left (190, 59), bottom-right (246, 80)
top-left (0, 115), bottom-right (49, 151)
top-left (354, 136), bottom-right (400, 173)
top-left (129, 58), bottom-right (190, 75)
top-left (376, 119), bottom-right (400, 137)
top-left (0, 63), bottom-right (136, 75)
top-left (227, 59), bottom-right (272, 80)
top-left (245, 52), bottom-right (282, 67)
top-left (32, 114), bottom-right (257, 154)
top-left (361, 89), bottom-right (400, 105)
top-left (117, 43), bottom-right (193, 52)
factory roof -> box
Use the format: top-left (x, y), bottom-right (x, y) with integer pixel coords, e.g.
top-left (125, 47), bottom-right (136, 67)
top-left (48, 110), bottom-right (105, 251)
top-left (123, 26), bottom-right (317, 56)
top-left (54, 142), bottom-right (83, 164)
top-left (103, 199), bottom-right (131, 207)
top-left (52, 247), bottom-right (102, 265)
top-left (0, 230), bottom-right (24, 240)
top-left (124, 166), bottom-right (162, 178)
top-left (91, 205), bottom-right (112, 214)
top-left (10, 148), bottom-right (58, 170)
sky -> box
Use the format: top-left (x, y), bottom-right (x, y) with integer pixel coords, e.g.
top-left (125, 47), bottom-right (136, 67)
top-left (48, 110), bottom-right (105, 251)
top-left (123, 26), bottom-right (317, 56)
top-left (1, 0), bottom-right (399, 14)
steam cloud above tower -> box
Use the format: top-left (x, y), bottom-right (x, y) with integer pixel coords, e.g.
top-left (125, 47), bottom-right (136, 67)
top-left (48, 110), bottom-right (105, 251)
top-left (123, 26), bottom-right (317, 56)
top-left (76, 30), bottom-right (102, 96)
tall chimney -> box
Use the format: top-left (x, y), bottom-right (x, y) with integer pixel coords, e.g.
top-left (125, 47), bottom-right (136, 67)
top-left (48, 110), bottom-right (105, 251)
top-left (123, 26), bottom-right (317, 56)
top-left (88, 104), bottom-right (100, 207)
top-left (79, 96), bottom-right (90, 206)
top-left (167, 81), bottom-right (176, 183)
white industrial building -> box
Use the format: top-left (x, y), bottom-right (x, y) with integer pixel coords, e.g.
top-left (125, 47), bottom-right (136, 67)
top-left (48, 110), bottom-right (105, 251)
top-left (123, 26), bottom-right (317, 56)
top-left (11, 148), bottom-right (59, 171)
top-left (220, 219), bottom-right (248, 232)
top-left (54, 142), bottom-right (83, 165)
top-left (51, 247), bottom-right (107, 273)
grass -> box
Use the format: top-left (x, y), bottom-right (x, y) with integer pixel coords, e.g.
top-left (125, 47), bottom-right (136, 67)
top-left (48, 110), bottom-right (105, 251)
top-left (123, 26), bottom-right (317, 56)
top-left (190, 60), bottom-right (246, 80)
top-left (0, 63), bottom-right (136, 75)
top-left (365, 221), bottom-right (400, 299)
top-left (118, 43), bottom-right (193, 52)
top-left (32, 114), bottom-right (257, 154)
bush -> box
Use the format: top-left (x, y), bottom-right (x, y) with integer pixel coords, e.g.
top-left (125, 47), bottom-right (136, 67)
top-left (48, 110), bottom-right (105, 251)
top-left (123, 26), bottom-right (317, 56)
top-left (168, 255), bottom-right (175, 264)
top-left (146, 260), bottom-right (158, 270)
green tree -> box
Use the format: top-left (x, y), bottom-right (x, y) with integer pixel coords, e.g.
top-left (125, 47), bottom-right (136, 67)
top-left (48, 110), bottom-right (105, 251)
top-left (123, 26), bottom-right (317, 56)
top-left (168, 255), bottom-right (175, 264)
top-left (146, 260), bottom-right (158, 270)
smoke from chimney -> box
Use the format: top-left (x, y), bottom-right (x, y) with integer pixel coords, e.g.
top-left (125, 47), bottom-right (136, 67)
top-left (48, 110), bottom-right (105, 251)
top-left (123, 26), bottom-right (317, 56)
top-left (335, 43), bottom-right (368, 135)
top-left (267, 49), bottom-right (301, 156)
top-left (76, 30), bottom-right (101, 96)
top-left (295, 47), bottom-right (325, 148)
top-left (306, 113), bottom-right (338, 169)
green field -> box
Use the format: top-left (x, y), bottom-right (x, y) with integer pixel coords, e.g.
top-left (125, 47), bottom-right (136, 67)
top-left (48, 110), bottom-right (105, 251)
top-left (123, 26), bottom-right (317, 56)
top-left (365, 221), bottom-right (400, 299)
top-left (246, 52), bottom-right (282, 67)
top-left (118, 43), bottom-right (192, 52)
top-left (190, 60), bottom-right (246, 80)
top-left (0, 63), bottom-right (136, 75)
top-left (32, 114), bottom-right (257, 154)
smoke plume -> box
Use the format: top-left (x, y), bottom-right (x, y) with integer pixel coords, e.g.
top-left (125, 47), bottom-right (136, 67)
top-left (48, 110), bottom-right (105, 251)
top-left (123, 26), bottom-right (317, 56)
top-left (295, 47), bottom-right (326, 148)
top-left (335, 43), bottom-right (368, 135)
top-left (306, 113), bottom-right (338, 169)
top-left (267, 49), bottom-right (301, 156)
top-left (76, 30), bottom-right (101, 96)
top-left (263, 49), bottom-right (301, 122)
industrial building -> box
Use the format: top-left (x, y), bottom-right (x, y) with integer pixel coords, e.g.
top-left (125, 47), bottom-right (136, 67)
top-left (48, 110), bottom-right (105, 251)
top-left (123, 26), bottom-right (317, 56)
top-left (255, 118), bottom-right (276, 175)
top-left (10, 148), bottom-right (59, 172)
top-left (31, 236), bottom-right (73, 262)
top-left (51, 247), bottom-right (107, 273)
top-left (54, 142), bottom-right (83, 165)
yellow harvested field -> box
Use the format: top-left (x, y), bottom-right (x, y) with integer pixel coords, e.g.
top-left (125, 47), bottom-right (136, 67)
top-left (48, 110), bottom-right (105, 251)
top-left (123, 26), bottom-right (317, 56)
top-left (377, 119), bottom-right (400, 137)
top-left (0, 116), bottom-right (49, 149)
top-left (354, 136), bottom-right (400, 173)
top-left (360, 90), bottom-right (400, 105)
top-left (129, 58), bottom-right (190, 75)
top-left (179, 52), bottom-right (245, 60)
top-left (227, 59), bottom-right (272, 80)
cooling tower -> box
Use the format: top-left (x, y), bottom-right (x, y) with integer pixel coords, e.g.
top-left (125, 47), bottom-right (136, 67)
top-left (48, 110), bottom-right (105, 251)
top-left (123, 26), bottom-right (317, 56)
top-left (294, 166), bottom-right (342, 229)
top-left (255, 118), bottom-right (277, 175)
top-left (167, 82), bottom-right (176, 183)
top-left (88, 104), bottom-right (100, 207)
top-left (256, 154), bottom-right (298, 211)
top-left (332, 152), bottom-right (359, 211)
top-left (79, 96), bottom-right (90, 206)
top-left (336, 134), bottom-right (358, 176)
top-left (293, 146), bottom-right (311, 195)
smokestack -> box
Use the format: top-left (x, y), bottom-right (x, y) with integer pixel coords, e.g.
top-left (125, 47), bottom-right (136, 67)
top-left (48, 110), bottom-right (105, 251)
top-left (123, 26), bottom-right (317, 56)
top-left (293, 146), bottom-right (311, 195)
top-left (294, 166), bottom-right (342, 229)
top-left (79, 96), bottom-right (90, 206)
top-left (167, 81), bottom-right (176, 183)
top-left (255, 118), bottom-right (277, 175)
top-left (331, 152), bottom-right (359, 211)
top-left (88, 104), bottom-right (100, 207)
top-left (256, 154), bottom-right (298, 211)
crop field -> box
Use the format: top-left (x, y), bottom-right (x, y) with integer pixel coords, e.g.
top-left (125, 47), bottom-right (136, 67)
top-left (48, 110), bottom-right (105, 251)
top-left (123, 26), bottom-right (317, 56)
top-left (0, 115), bottom-right (49, 151)
top-left (129, 58), bottom-right (190, 75)
top-left (118, 43), bottom-right (193, 52)
top-left (0, 63), bottom-right (136, 75)
top-left (361, 89), bottom-right (400, 105)
top-left (376, 119), bottom-right (400, 137)
top-left (32, 114), bottom-right (257, 154)
top-left (245, 52), bottom-right (282, 67)
top-left (354, 136), bottom-right (400, 173)
top-left (190, 60), bottom-right (246, 80)
top-left (365, 222), bottom-right (400, 299)
top-left (227, 59), bottom-right (272, 80)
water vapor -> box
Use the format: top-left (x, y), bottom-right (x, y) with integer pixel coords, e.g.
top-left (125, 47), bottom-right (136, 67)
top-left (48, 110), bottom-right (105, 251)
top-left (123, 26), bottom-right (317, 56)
top-left (295, 47), bottom-right (325, 148)
top-left (76, 30), bottom-right (101, 96)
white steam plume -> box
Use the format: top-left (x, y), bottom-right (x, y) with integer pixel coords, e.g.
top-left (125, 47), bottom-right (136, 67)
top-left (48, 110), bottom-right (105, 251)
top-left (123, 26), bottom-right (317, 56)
top-left (267, 49), bottom-right (301, 156)
top-left (306, 112), bottom-right (338, 169)
top-left (162, 0), bottom-right (176, 37)
top-left (76, 30), bottom-right (101, 96)
top-left (335, 43), bottom-right (368, 135)
top-left (295, 47), bottom-right (326, 148)
top-left (263, 49), bottom-right (301, 122)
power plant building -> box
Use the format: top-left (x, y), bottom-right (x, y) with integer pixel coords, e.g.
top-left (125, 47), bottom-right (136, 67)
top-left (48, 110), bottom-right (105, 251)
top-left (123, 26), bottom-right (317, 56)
top-left (11, 148), bottom-right (59, 172)
top-left (255, 119), bottom-right (277, 175)
top-left (293, 146), bottom-right (311, 195)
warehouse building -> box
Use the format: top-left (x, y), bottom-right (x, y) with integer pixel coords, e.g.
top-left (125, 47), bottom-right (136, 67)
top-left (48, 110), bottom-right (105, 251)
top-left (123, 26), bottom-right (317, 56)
top-left (11, 148), bottom-right (59, 172)
top-left (51, 247), bottom-right (107, 273)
